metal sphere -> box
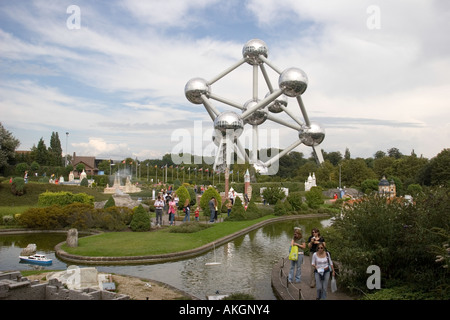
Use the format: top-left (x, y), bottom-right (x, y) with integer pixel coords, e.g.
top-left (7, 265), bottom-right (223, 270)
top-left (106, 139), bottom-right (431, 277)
top-left (242, 39), bottom-right (268, 65)
top-left (213, 111), bottom-right (244, 139)
top-left (278, 67), bottom-right (308, 97)
top-left (242, 99), bottom-right (268, 125)
top-left (266, 92), bottom-right (288, 113)
top-left (298, 121), bottom-right (325, 146)
top-left (184, 77), bottom-right (210, 104)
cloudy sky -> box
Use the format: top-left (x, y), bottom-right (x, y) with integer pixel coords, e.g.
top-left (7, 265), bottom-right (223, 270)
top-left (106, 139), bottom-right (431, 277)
top-left (1, 0), bottom-right (449, 163)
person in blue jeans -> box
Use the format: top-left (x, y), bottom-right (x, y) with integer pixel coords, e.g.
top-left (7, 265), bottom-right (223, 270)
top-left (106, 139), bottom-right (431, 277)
top-left (289, 227), bottom-right (306, 283)
top-left (183, 198), bottom-right (190, 222)
top-left (208, 197), bottom-right (216, 223)
top-left (311, 244), bottom-right (335, 300)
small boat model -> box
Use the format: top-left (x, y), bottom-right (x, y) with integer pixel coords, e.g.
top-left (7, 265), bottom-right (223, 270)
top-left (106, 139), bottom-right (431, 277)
top-left (19, 254), bottom-right (52, 265)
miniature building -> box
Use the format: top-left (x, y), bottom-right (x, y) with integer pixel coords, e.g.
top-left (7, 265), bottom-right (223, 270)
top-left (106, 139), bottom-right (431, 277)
top-left (378, 176), bottom-right (396, 198)
top-left (71, 152), bottom-right (98, 177)
top-left (304, 173), bottom-right (317, 192)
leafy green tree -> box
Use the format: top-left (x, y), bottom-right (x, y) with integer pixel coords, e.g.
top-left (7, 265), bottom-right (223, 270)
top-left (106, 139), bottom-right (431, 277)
top-left (361, 179), bottom-right (379, 194)
top-left (429, 148), bottom-right (450, 186)
top-left (15, 162), bottom-right (29, 176)
top-left (340, 158), bottom-right (376, 187)
top-left (0, 123), bottom-right (20, 174)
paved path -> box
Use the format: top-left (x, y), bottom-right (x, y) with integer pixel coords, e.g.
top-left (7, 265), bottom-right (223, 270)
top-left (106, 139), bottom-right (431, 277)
top-left (271, 255), bottom-right (352, 300)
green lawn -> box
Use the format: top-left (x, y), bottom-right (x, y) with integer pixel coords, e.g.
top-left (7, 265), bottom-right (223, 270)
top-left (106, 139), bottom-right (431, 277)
top-left (62, 215), bottom-right (276, 257)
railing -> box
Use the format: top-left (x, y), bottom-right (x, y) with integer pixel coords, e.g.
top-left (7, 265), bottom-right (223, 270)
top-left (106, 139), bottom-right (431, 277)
top-left (277, 257), bottom-right (305, 300)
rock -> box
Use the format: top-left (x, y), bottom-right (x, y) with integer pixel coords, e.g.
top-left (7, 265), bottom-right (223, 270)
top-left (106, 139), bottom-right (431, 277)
top-left (66, 228), bottom-right (78, 247)
top-left (20, 244), bottom-right (37, 256)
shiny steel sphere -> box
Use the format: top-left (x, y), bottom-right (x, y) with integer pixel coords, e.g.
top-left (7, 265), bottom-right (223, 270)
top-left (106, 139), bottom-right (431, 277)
top-left (298, 121), bottom-right (325, 146)
top-left (266, 92), bottom-right (288, 113)
top-left (242, 39), bottom-right (268, 65)
top-left (242, 99), bottom-right (268, 125)
top-left (278, 67), bottom-right (308, 97)
top-left (185, 77), bottom-right (210, 104)
top-left (213, 111), bottom-right (244, 139)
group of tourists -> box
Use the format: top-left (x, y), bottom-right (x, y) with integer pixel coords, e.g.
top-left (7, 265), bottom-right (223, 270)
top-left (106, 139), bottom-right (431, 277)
top-left (288, 227), bottom-right (336, 300)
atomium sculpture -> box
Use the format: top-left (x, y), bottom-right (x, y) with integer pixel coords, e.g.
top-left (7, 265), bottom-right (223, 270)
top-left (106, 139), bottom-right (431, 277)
top-left (185, 39), bottom-right (325, 174)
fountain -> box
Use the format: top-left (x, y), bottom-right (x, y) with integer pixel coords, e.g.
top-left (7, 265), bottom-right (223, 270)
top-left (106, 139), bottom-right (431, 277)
top-left (103, 173), bottom-right (141, 194)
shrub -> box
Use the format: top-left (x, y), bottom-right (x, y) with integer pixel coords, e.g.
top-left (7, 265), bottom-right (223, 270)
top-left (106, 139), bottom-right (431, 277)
top-left (274, 199), bottom-right (287, 216)
top-left (305, 186), bottom-right (323, 208)
top-left (200, 187), bottom-right (222, 213)
top-left (18, 205), bottom-right (68, 229)
top-left (104, 195), bottom-right (116, 209)
top-left (38, 191), bottom-right (94, 206)
top-left (80, 177), bottom-right (89, 187)
top-left (64, 203), bottom-right (97, 230)
top-left (328, 187), bottom-right (450, 299)
top-left (168, 222), bottom-right (211, 233)
top-left (286, 191), bottom-right (303, 211)
top-left (226, 196), bottom-right (246, 221)
top-left (11, 177), bottom-right (25, 196)
top-left (262, 186), bottom-right (285, 205)
top-left (130, 204), bottom-right (150, 231)
top-left (175, 185), bottom-right (191, 210)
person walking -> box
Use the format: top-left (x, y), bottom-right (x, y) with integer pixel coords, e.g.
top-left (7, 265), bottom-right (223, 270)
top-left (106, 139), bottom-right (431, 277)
top-left (288, 227), bottom-right (306, 283)
top-left (168, 196), bottom-right (177, 226)
top-left (208, 197), bottom-right (216, 223)
top-left (183, 198), bottom-right (190, 222)
top-left (311, 244), bottom-right (335, 300)
top-left (154, 195), bottom-right (164, 227)
top-left (308, 228), bottom-right (326, 288)
top-left (225, 199), bottom-right (232, 217)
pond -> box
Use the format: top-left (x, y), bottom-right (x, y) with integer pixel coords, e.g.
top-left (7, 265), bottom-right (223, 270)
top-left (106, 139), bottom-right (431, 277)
top-left (0, 217), bottom-right (331, 300)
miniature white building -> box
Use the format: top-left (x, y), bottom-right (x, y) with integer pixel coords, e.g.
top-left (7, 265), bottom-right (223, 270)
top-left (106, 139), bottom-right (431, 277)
top-left (304, 173), bottom-right (317, 192)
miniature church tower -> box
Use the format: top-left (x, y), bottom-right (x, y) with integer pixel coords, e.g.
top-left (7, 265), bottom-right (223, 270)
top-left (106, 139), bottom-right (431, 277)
top-left (304, 173), bottom-right (317, 191)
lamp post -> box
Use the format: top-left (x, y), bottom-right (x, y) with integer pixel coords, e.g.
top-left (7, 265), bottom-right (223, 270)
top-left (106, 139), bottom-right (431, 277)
top-left (65, 132), bottom-right (69, 166)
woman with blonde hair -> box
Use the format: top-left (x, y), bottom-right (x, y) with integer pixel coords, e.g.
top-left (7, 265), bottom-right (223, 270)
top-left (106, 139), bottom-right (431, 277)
top-left (288, 227), bottom-right (306, 283)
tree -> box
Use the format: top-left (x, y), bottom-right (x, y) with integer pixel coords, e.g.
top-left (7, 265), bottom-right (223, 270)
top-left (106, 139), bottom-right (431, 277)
top-left (387, 147), bottom-right (402, 159)
top-left (0, 123), bottom-right (20, 174)
top-left (48, 132), bottom-right (63, 166)
top-left (429, 148), bottom-right (450, 186)
top-left (344, 148), bottom-right (351, 160)
top-left (33, 138), bottom-right (49, 165)
top-left (340, 158), bottom-right (376, 187)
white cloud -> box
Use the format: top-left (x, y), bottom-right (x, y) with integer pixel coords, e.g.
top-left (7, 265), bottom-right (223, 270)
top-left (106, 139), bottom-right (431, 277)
top-left (0, 0), bottom-right (448, 161)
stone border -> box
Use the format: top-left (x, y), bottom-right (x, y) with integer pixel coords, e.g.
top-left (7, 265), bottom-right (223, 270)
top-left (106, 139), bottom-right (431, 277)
top-left (53, 214), bottom-right (327, 265)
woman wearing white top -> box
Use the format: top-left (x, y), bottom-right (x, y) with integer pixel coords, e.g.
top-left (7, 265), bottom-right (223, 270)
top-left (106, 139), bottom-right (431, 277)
top-left (311, 244), bottom-right (335, 300)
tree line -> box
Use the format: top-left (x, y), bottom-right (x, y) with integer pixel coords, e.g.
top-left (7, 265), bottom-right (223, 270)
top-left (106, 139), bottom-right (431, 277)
top-left (1, 123), bottom-right (449, 193)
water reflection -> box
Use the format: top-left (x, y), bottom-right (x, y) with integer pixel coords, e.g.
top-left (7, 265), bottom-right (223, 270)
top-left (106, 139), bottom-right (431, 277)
top-left (0, 217), bottom-right (331, 299)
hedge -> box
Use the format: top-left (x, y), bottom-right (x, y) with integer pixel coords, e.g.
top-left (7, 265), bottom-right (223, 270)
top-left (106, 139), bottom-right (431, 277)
top-left (38, 191), bottom-right (94, 207)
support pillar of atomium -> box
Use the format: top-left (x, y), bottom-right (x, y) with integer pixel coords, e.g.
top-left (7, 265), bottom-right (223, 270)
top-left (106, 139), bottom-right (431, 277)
top-left (185, 39), bottom-right (325, 174)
